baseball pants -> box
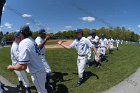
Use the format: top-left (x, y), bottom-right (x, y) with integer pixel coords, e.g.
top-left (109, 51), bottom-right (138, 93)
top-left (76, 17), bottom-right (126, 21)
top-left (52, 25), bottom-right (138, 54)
top-left (41, 55), bottom-right (51, 73)
top-left (117, 43), bottom-right (119, 48)
top-left (100, 47), bottom-right (106, 55)
top-left (31, 69), bottom-right (47, 93)
top-left (77, 56), bottom-right (87, 78)
top-left (14, 70), bottom-right (30, 87)
top-left (87, 49), bottom-right (91, 60)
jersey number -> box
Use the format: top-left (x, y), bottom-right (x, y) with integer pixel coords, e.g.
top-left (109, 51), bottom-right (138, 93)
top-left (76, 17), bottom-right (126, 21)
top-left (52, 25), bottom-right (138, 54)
top-left (81, 44), bottom-right (85, 51)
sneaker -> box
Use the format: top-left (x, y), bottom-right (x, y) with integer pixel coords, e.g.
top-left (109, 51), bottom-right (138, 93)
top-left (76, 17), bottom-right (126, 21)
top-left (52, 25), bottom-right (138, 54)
top-left (75, 78), bottom-right (83, 87)
top-left (25, 87), bottom-right (32, 93)
top-left (17, 85), bottom-right (25, 91)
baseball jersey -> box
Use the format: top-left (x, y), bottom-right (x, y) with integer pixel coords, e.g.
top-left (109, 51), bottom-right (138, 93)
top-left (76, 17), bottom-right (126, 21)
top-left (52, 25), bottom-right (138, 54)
top-left (69, 37), bottom-right (94, 56)
top-left (87, 36), bottom-right (99, 44)
top-left (11, 41), bottom-right (19, 65)
top-left (99, 38), bottom-right (108, 47)
top-left (108, 39), bottom-right (114, 46)
top-left (18, 37), bottom-right (45, 74)
top-left (35, 37), bottom-right (45, 55)
top-left (116, 39), bottom-right (120, 44)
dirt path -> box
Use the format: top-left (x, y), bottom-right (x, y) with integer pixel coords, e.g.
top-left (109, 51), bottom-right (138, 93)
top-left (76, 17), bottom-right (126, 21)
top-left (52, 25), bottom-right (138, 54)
top-left (46, 40), bottom-right (73, 48)
top-left (103, 67), bottom-right (140, 93)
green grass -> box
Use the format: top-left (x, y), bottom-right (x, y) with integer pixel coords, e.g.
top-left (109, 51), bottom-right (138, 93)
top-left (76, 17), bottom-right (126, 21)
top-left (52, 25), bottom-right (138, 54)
top-left (0, 44), bottom-right (140, 93)
top-left (46, 40), bottom-right (58, 45)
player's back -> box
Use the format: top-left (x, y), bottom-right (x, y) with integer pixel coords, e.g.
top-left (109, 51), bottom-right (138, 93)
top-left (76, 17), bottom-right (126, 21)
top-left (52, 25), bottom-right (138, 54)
top-left (19, 37), bottom-right (45, 74)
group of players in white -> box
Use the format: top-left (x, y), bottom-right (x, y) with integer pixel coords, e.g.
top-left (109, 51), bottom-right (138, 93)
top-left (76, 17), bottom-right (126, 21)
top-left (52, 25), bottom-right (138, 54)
top-left (58, 29), bottom-right (121, 87)
top-left (4, 25), bottom-right (123, 93)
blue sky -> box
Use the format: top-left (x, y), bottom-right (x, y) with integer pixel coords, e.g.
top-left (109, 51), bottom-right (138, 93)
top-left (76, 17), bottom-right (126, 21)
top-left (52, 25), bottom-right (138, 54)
top-left (1, 0), bottom-right (140, 34)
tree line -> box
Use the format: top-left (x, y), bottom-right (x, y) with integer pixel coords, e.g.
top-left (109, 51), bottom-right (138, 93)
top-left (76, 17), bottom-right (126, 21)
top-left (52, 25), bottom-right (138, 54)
top-left (52, 27), bottom-right (140, 42)
top-left (0, 27), bottom-right (139, 44)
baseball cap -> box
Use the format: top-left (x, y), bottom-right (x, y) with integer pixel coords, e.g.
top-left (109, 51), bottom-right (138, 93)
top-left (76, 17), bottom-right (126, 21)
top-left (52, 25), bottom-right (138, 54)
top-left (38, 29), bottom-right (47, 34)
top-left (101, 33), bottom-right (106, 37)
top-left (14, 32), bottom-right (20, 38)
top-left (20, 25), bottom-right (31, 33)
top-left (76, 29), bottom-right (83, 33)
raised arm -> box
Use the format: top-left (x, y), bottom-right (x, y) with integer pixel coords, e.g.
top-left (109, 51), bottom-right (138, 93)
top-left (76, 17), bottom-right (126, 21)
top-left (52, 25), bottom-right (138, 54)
top-left (58, 40), bottom-right (71, 49)
top-left (37, 35), bottom-right (51, 49)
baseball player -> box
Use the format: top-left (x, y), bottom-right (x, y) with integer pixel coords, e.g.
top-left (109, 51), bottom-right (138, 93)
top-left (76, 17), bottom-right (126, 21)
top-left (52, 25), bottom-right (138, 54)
top-left (87, 31), bottom-right (99, 67)
top-left (108, 37), bottom-right (114, 54)
top-left (126, 41), bottom-right (128, 45)
top-left (121, 40), bottom-right (123, 45)
top-left (35, 29), bottom-right (51, 87)
top-left (99, 34), bottom-right (108, 62)
top-left (7, 25), bottom-right (48, 93)
top-left (116, 38), bottom-right (120, 50)
top-left (11, 32), bottom-right (31, 93)
top-left (58, 29), bottom-right (99, 86)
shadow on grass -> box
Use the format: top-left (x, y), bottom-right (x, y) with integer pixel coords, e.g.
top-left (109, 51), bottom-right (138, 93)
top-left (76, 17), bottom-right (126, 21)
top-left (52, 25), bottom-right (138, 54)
top-left (49, 72), bottom-right (71, 93)
top-left (82, 71), bottom-right (99, 83)
top-left (4, 86), bottom-right (24, 93)
top-left (73, 71), bottom-right (99, 85)
top-left (5, 85), bottom-right (38, 93)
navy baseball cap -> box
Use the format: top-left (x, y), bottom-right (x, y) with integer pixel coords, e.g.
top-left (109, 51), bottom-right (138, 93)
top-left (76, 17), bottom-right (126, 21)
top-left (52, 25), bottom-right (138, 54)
top-left (76, 29), bottom-right (83, 33)
top-left (101, 33), bottom-right (106, 37)
top-left (20, 25), bottom-right (31, 33)
top-left (38, 29), bottom-right (47, 34)
top-left (14, 32), bottom-right (20, 38)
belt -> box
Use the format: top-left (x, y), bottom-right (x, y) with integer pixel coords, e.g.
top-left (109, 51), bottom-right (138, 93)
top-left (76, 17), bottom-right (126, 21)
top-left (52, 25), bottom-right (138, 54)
top-left (78, 55), bottom-right (86, 57)
top-left (41, 54), bottom-right (44, 55)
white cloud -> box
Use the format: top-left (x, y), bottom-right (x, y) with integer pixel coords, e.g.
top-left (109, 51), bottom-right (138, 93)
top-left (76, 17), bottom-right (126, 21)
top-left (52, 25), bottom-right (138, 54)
top-left (81, 16), bottom-right (95, 22)
top-left (65, 26), bottom-right (72, 29)
top-left (0, 26), bottom-right (3, 28)
top-left (137, 25), bottom-right (140, 28)
top-left (22, 14), bottom-right (32, 18)
top-left (16, 29), bottom-right (19, 32)
top-left (4, 22), bottom-right (12, 29)
top-left (26, 23), bottom-right (30, 25)
top-left (128, 27), bottom-right (132, 30)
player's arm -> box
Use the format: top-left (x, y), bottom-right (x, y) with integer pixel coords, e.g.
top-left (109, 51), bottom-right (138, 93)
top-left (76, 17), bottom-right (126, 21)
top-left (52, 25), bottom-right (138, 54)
top-left (58, 40), bottom-right (71, 49)
top-left (7, 43), bottom-right (30, 71)
top-left (7, 64), bottom-right (27, 71)
top-left (86, 39), bottom-right (100, 61)
top-left (38, 35), bottom-right (51, 49)
top-left (90, 40), bottom-right (95, 44)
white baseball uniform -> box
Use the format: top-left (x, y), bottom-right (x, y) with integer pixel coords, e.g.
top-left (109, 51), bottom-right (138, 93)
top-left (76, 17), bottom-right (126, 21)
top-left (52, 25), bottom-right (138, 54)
top-left (87, 36), bottom-right (99, 60)
top-left (69, 37), bottom-right (94, 78)
top-left (116, 39), bottom-right (120, 48)
top-left (35, 36), bottom-right (51, 73)
top-left (99, 38), bottom-right (108, 55)
top-left (126, 41), bottom-right (128, 45)
top-left (86, 36), bottom-right (92, 60)
top-left (11, 41), bottom-right (30, 88)
top-left (121, 40), bottom-right (123, 44)
top-left (18, 37), bottom-right (47, 93)
top-left (108, 38), bottom-right (114, 49)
